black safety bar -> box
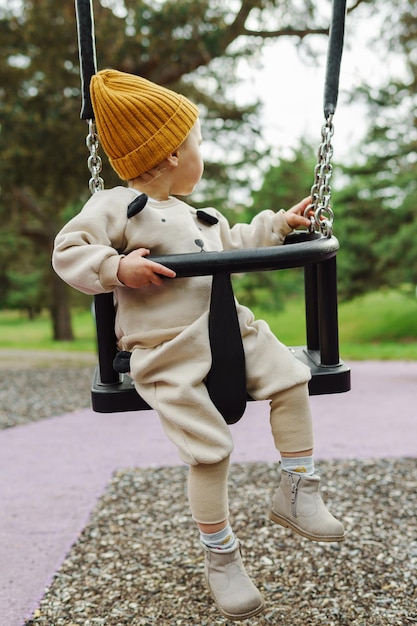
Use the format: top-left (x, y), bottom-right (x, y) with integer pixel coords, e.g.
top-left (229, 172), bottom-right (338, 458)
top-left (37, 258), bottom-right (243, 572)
top-left (92, 232), bottom-right (351, 413)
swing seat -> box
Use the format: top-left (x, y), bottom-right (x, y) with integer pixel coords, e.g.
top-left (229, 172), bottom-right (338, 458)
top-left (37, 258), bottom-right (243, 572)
top-left (91, 231), bottom-right (351, 414)
top-left (73, 0), bottom-right (350, 419)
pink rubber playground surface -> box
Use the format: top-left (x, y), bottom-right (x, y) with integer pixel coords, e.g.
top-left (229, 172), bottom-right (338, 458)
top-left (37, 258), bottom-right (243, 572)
top-left (1, 360), bottom-right (416, 626)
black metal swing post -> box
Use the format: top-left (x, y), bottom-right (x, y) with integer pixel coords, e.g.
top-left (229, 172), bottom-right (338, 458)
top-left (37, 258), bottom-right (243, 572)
top-left (74, 0), bottom-right (351, 415)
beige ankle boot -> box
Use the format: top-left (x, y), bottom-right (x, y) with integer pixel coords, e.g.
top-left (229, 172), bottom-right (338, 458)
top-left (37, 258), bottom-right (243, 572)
top-left (202, 540), bottom-right (265, 621)
top-left (269, 470), bottom-right (345, 542)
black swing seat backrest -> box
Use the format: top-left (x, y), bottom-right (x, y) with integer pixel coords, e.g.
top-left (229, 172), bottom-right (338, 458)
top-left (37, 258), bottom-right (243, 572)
top-left (91, 231), bottom-right (351, 417)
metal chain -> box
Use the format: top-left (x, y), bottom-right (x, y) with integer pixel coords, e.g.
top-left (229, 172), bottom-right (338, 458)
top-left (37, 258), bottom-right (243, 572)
top-left (85, 119), bottom-right (104, 194)
top-left (305, 114), bottom-right (335, 238)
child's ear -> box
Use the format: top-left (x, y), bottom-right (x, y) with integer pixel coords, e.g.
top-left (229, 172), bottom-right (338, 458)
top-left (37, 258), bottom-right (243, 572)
top-left (166, 151), bottom-right (179, 167)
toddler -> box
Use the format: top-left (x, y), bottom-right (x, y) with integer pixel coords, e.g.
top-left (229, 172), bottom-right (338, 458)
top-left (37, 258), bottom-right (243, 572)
top-left (53, 69), bottom-right (345, 621)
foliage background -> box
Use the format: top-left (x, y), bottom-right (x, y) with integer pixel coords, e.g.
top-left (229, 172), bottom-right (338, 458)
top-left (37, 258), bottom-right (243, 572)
top-left (1, 0), bottom-right (417, 344)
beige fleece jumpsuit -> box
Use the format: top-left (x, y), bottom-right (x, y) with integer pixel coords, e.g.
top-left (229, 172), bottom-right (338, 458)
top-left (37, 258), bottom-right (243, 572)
top-left (53, 187), bottom-right (313, 523)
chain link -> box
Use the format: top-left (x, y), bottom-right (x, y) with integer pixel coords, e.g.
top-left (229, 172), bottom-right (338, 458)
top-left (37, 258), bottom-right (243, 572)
top-left (85, 119), bottom-right (104, 194)
top-left (305, 114), bottom-right (335, 238)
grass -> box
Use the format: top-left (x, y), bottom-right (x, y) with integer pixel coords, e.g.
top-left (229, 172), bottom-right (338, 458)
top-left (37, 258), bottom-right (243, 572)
top-left (0, 289), bottom-right (416, 360)
top-left (250, 288), bottom-right (417, 360)
top-left (0, 309), bottom-right (97, 353)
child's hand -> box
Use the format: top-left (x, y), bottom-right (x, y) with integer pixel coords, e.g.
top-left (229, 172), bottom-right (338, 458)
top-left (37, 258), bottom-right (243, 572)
top-left (117, 248), bottom-right (176, 288)
top-left (284, 196), bottom-right (313, 229)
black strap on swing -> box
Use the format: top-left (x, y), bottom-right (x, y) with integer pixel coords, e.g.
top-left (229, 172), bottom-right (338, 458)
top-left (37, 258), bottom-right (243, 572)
top-left (324, 0), bottom-right (346, 118)
top-left (75, 0), bottom-right (97, 121)
top-left (207, 273), bottom-right (247, 424)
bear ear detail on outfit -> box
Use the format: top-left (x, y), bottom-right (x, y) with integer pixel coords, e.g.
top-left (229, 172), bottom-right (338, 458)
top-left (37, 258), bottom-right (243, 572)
top-left (197, 210), bottom-right (218, 226)
top-left (127, 193), bottom-right (148, 218)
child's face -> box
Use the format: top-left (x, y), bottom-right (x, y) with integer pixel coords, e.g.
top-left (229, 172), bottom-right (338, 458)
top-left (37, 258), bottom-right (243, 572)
top-left (170, 119), bottom-right (204, 196)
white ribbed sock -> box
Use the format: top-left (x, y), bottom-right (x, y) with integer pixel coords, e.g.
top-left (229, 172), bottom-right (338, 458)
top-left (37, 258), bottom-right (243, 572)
top-left (200, 523), bottom-right (237, 552)
top-left (281, 455), bottom-right (315, 476)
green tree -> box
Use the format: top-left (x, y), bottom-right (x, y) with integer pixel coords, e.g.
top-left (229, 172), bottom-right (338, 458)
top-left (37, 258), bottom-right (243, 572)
top-left (232, 142), bottom-right (316, 309)
top-left (334, 0), bottom-right (417, 297)
top-left (0, 0), bottom-right (361, 339)
top-left (3, 270), bottom-right (45, 318)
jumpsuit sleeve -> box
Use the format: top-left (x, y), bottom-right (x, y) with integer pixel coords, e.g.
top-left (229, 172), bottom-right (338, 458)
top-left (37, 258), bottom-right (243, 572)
top-left (52, 190), bottom-right (130, 295)
top-left (215, 208), bottom-right (293, 250)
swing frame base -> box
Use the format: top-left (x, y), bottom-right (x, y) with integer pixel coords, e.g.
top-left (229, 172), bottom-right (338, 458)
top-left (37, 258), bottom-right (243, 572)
top-left (292, 347), bottom-right (351, 396)
top-left (91, 347), bottom-right (350, 414)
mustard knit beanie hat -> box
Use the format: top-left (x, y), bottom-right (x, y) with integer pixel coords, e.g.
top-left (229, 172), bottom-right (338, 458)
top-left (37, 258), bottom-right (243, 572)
top-left (90, 69), bottom-right (199, 180)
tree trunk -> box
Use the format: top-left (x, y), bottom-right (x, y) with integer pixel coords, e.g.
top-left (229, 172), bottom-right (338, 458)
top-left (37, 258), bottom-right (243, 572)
top-left (50, 271), bottom-right (74, 341)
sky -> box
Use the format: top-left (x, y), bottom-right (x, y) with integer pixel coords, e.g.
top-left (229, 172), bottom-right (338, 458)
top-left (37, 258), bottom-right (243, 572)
top-left (250, 38), bottom-right (365, 160)
top-left (236, 6), bottom-right (407, 164)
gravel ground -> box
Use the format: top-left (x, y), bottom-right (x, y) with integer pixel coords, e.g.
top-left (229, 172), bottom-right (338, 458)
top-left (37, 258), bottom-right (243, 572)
top-left (24, 459), bottom-right (417, 626)
top-left (0, 364), bottom-right (93, 429)
top-left (2, 357), bottom-right (416, 625)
